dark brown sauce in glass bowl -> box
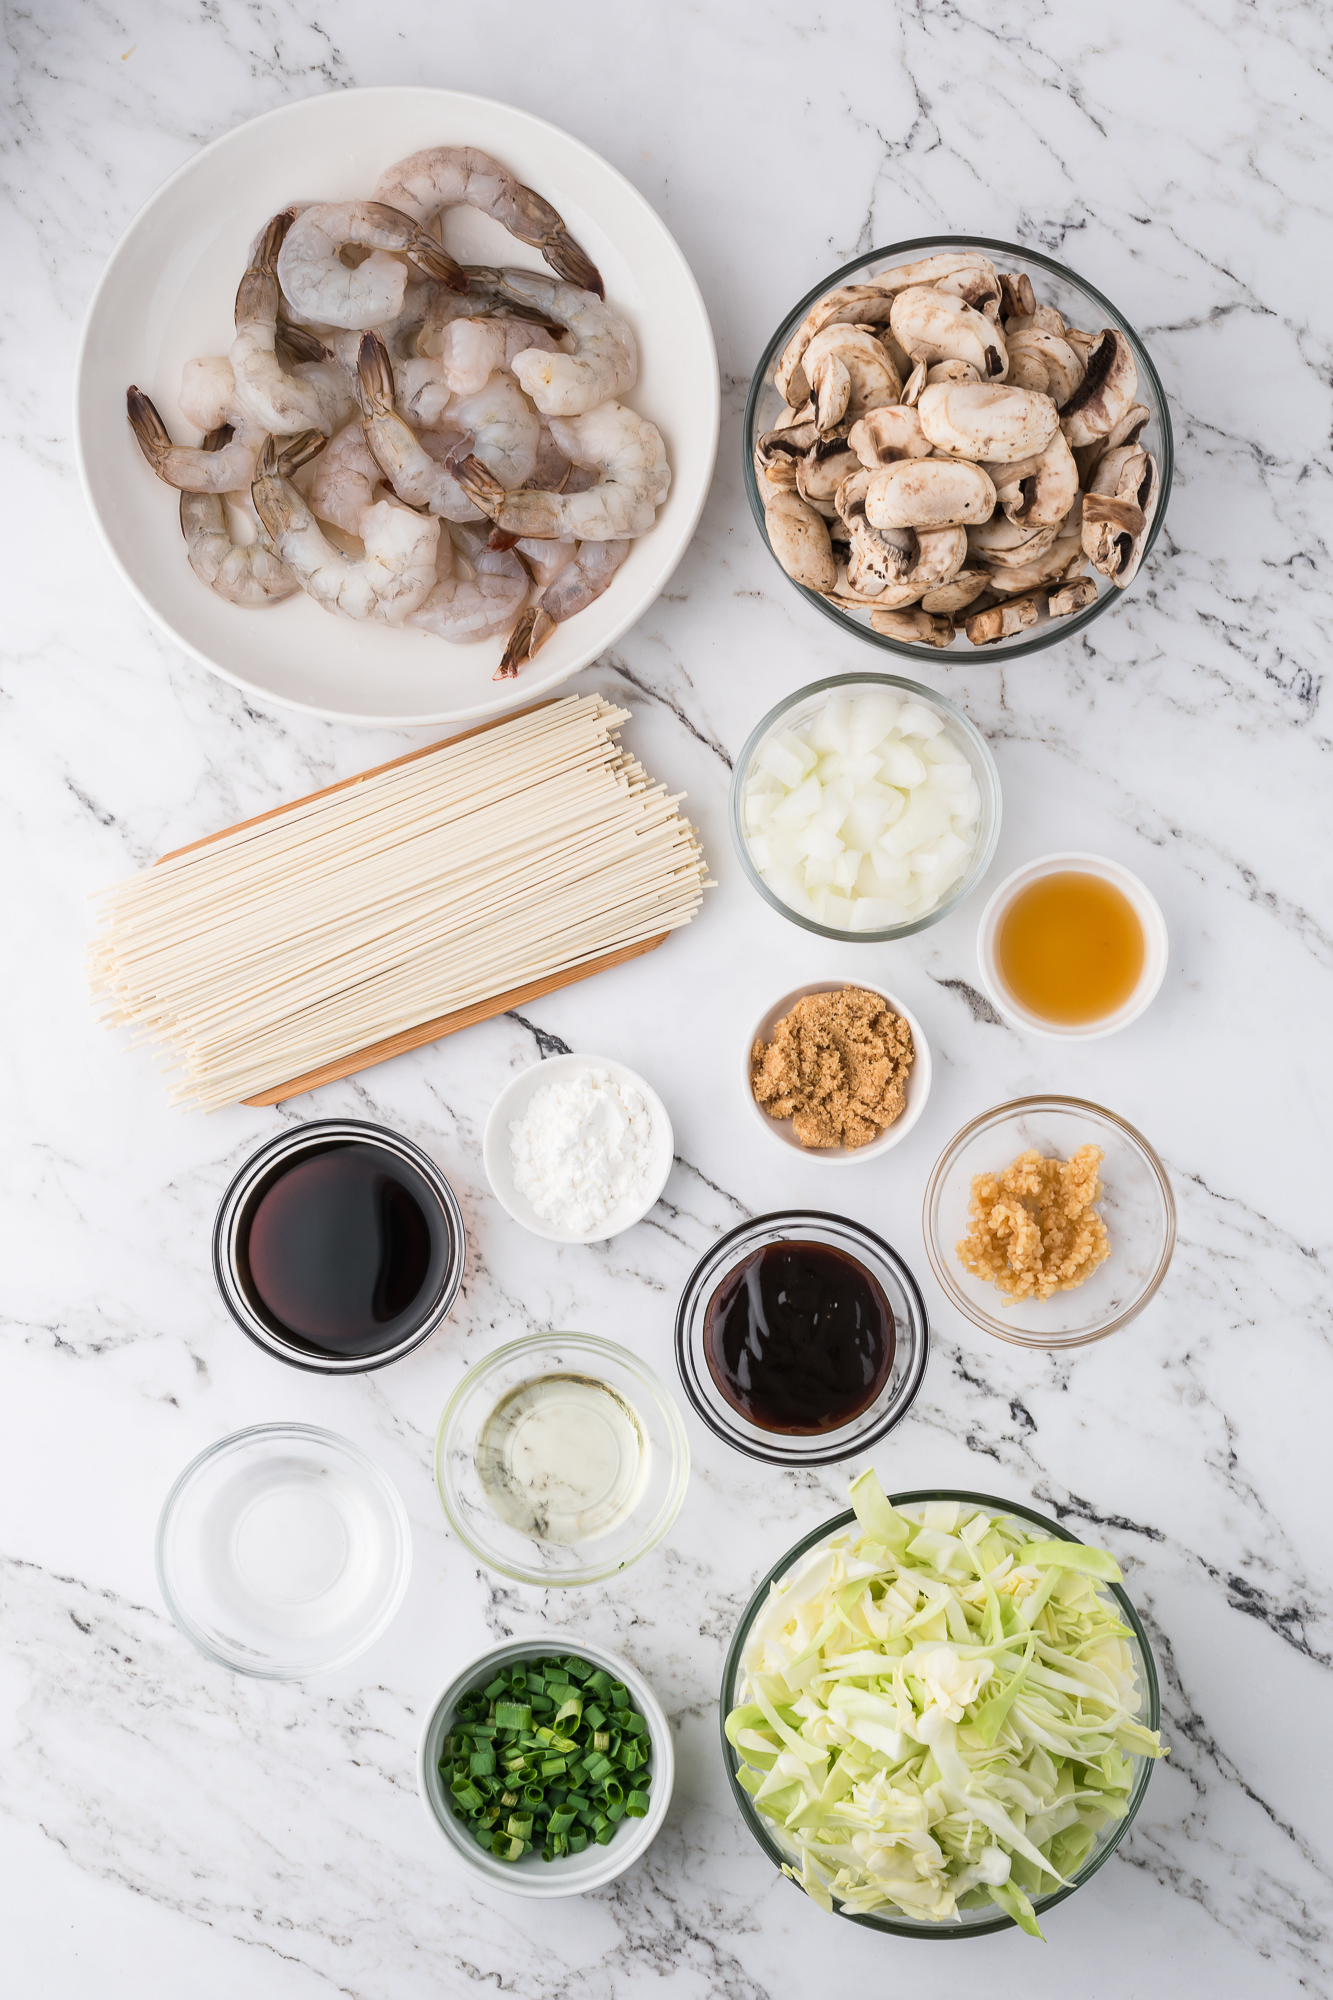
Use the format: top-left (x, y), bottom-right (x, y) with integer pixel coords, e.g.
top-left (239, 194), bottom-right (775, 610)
top-left (235, 1142), bottom-right (447, 1361)
top-left (702, 1240), bottom-right (895, 1434)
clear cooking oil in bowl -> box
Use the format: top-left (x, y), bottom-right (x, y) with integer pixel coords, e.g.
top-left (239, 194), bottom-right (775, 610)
top-left (476, 1373), bottom-right (651, 1544)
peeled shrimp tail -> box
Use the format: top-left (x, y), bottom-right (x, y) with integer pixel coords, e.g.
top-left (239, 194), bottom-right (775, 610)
top-left (371, 146), bottom-right (604, 297)
top-left (275, 321), bottom-right (330, 365)
top-left (127, 385), bottom-right (261, 492)
top-left (495, 538), bottom-right (629, 679)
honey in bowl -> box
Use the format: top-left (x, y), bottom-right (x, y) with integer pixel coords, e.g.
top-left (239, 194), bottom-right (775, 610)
top-left (996, 871), bottom-right (1145, 1026)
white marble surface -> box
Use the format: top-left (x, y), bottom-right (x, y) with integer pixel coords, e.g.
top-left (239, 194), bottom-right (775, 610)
top-left (4, 2), bottom-right (1332, 1994)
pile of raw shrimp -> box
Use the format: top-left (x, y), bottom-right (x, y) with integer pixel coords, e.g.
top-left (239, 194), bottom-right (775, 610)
top-left (126, 147), bottom-right (671, 679)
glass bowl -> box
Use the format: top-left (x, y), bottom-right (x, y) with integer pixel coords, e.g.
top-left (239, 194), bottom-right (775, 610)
top-left (924, 1096), bottom-right (1176, 1348)
top-left (213, 1119), bottom-right (467, 1374)
top-left (744, 235), bottom-right (1174, 662)
top-left (730, 674), bottom-right (1001, 942)
top-left (674, 1211), bottom-right (930, 1466)
top-left (434, 1332), bottom-right (689, 1585)
top-left (156, 1424), bottom-right (412, 1678)
top-left (720, 1491), bottom-right (1161, 1938)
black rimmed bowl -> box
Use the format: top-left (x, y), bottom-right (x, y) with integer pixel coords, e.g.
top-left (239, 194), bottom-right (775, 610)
top-left (213, 1118), bottom-right (466, 1374)
top-left (720, 1491), bottom-right (1161, 1937)
top-left (744, 235), bottom-right (1174, 662)
top-left (673, 1211), bottom-right (929, 1466)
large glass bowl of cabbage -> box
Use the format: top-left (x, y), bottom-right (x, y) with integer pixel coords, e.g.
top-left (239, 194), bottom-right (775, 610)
top-left (721, 1473), bottom-right (1165, 1939)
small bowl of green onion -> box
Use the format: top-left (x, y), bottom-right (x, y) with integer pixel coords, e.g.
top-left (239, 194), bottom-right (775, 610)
top-left (417, 1635), bottom-right (675, 1896)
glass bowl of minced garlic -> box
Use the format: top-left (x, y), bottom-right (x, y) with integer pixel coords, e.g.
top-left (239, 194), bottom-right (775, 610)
top-left (923, 1095), bottom-right (1175, 1347)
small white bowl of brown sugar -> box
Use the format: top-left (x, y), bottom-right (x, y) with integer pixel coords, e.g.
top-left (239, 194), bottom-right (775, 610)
top-left (744, 981), bottom-right (932, 1164)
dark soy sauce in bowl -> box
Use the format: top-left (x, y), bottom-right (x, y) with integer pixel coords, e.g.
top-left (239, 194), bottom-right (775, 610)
top-left (235, 1142), bottom-right (451, 1361)
top-left (702, 1240), bottom-right (895, 1434)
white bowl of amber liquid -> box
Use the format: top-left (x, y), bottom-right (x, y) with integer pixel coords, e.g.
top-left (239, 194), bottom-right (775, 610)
top-left (977, 852), bottom-right (1168, 1040)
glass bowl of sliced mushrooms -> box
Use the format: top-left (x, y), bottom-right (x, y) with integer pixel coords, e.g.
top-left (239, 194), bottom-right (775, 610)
top-left (744, 237), bottom-right (1173, 660)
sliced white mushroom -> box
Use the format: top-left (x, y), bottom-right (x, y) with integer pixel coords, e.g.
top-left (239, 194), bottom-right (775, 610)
top-left (1004, 328), bottom-right (1086, 406)
top-left (924, 358), bottom-right (982, 388)
top-left (889, 286), bottom-right (1008, 381)
top-left (763, 489), bottom-right (837, 591)
top-left (967, 512), bottom-right (1060, 569)
top-left (870, 607), bottom-right (956, 646)
top-left (965, 594), bottom-right (1044, 644)
top-left (848, 404), bottom-right (933, 467)
top-left (920, 568), bottom-right (990, 615)
top-left (980, 512), bottom-right (1088, 588)
top-left (1082, 445), bottom-right (1159, 587)
top-left (796, 444), bottom-right (860, 516)
top-left (1004, 304), bottom-right (1067, 338)
top-left (870, 251), bottom-right (1002, 316)
top-left (1049, 576), bottom-right (1099, 617)
top-left (916, 380), bottom-right (1058, 463)
top-left (802, 324), bottom-right (903, 436)
top-left (901, 359), bottom-right (927, 406)
top-left (775, 284), bottom-right (904, 406)
top-left (827, 564), bottom-right (922, 612)
top-left (1059, 328), bottom-right (1139, 447)
top-left (998, 272), bottom-right (1035, 321)
top-left (990, 427), bottom-right (1079, 528)
top-left (754, 415), bottom-right (820, 489)
top-left (865, 456), bottom-right (996, 531)
top-left (1072, 401), bottom-right (1151, 485)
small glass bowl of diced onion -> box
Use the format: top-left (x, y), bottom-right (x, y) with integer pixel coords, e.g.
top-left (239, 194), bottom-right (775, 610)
top-left (730, 675), bottom-right (1001, 940)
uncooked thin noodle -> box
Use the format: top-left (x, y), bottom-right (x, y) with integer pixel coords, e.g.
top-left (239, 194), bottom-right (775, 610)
top-left (89, 696), bottom-right (711, 1110)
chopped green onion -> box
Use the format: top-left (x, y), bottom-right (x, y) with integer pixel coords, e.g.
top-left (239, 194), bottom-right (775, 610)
top-left (443, 1653), bottom-right (653, 1863)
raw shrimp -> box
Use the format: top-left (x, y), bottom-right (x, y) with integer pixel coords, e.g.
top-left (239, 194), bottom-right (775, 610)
top-left (180, 356), bottom-right (237, 432)
top-left (453, 401), bottom-right (669, 540)
top-left (470, 269), bottom-right (636, 416)
top-left (497, 539), bottom-right (630, 677)
top-left (415, 279), bottom-right (563, 359)
top-left (432, 317), bottom-right (560, 398)
top-left (407, 522), bottom-right (531, 643)
top-left (308, 421), bottom-right (384, 535)
top-left (230, 214), bottom-right (331, 434)
top-left (289, 356), bottom-right (358, 436)
top-left (371, 147), bottom-right (603, 296)
top-left (180, 427), bottom-right (324, 607)
top-left (356, 333), bottom-right (538, 515)
top-left (251, 438), bottom-right (440, 623)
top-left (276, 201), bottom-right (466, 331)
top-left (127, 386), bottom-right (266, 493)
top-left (514, 536), bottom-right (576, 587)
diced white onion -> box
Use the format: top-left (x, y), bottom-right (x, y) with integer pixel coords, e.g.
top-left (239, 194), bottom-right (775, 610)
top-left (744, 689), bottom-right (981, 931)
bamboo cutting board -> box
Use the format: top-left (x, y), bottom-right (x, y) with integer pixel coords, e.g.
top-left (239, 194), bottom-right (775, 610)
top-left (156, 702), bottom-right (669, 1107)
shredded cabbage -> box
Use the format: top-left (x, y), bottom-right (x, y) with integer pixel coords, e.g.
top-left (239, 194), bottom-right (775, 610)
top-left (725, 1472), bottom-right (1166, 1937)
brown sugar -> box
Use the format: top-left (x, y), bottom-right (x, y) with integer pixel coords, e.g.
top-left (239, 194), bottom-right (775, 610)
top-left (750, 987), bottom-right (915, 1150)
top-left (956, 1144), bottom-right (1110, 1302)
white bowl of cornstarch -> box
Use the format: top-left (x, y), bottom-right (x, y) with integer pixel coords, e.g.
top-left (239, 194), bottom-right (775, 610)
top-left (484, 1054), bottom-right (674, 1244)
top-left (74, 85), bottom-right (719, 726)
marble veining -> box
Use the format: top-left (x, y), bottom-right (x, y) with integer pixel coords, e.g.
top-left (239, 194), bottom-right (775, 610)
top-left (3, 1), bottom-right (1333, 1996)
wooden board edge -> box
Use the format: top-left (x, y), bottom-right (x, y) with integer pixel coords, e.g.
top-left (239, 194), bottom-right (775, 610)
top-left (240, 931), bottom-right (671, 1106)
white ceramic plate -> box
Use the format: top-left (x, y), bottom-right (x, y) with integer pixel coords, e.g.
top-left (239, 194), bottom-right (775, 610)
top-left (744, 980), bottom-right (932, 1163)
top-left (74, 87), bottom-right (720, 727)
top-left (418, 1633), bottom-right (674, 1897)
top-left (482, 1052), bottom-right (673, 1243)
